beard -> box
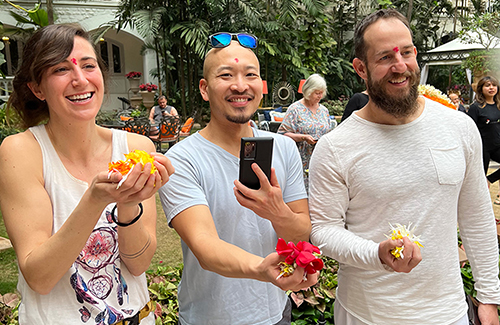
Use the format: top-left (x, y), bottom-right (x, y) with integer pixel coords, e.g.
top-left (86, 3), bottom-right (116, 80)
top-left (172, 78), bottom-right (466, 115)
top-left (225, 111), bottom-right (255, 124)
top-left (223, 91), bottom-right (258, 124)
top-left (367, 67), bottom-right (421, 118)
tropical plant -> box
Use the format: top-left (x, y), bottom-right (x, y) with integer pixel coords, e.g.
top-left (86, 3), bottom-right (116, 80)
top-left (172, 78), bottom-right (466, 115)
top-left (147, 264), bottom-right (182, 324)
top-left (322, 99), bottom-right (347, 117)
top-left (95, 109), bottom-right (118, 125)
top-left (0, 104), bottom-right (22, 144)
top-left (461, 50), bottom-right (498, 76)
top-left (290, 256), bottom-right (338, 325)
top-left (459, 12), bottom-right (500, 51)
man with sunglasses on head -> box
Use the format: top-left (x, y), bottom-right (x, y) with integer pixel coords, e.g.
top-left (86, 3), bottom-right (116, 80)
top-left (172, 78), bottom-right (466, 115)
top-left (309, 9), bottom-right (500, 325)
top-left (158, 33), bottom-right (317, 325)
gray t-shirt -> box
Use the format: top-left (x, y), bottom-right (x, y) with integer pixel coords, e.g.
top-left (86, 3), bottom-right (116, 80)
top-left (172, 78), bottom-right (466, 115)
top-left (152, 105), bottom-right (174, 123)
top-left (159, 129), bottom-right (306, 325)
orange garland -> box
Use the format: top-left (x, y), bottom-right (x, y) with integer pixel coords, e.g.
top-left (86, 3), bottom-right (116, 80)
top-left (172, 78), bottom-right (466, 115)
top-left (418, 84), bottom-right (457, 110)
top-left (422, 94), bottom-right (457, 110)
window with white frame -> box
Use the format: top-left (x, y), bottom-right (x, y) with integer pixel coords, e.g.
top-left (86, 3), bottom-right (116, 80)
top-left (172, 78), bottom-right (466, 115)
top-left (1, 37), bottom-right (21, 76)
top-left (97, 38), bottom-right (124, 75)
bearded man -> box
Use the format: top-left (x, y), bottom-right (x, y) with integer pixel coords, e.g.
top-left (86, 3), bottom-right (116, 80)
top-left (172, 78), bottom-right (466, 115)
top-left (309, 9), bottom-right (500, 325)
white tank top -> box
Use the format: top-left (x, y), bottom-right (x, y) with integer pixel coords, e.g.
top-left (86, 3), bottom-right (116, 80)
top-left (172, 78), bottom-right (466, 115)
top-left (18, 125), bottom-right (153, 325)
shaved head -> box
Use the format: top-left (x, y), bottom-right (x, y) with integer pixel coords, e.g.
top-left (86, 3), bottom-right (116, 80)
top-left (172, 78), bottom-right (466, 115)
top-left (203, 41), bottom-right (259, 79)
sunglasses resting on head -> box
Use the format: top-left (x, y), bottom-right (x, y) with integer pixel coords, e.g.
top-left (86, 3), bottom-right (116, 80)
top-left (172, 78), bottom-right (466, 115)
top-left (208, 32), bottom-right (258, 49)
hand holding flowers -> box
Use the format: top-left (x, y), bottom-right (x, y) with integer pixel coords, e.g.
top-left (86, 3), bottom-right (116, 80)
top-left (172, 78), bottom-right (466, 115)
top-left (109, 150), bottom-right (158, 188)
top-left (258, 250), bottom-right (319, 292)
top-left (88, 150), bottom-right (174, 209)
top-left (275, 238), bottom-right (324, 279)
top-left (379, 223), bottom-right (423, 273)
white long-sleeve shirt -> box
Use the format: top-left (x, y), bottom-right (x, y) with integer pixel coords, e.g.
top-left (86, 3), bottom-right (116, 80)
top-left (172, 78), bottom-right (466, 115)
top-left (309, 98), bottom-right (500, 324)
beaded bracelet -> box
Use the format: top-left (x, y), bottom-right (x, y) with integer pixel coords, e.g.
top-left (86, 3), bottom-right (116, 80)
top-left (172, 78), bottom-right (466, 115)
top-left (111, 202), bottom-right (143, 227)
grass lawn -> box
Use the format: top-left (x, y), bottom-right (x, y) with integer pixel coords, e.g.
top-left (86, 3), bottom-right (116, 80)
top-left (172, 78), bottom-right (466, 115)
top-left (0, 194), bottom-right (182, 295)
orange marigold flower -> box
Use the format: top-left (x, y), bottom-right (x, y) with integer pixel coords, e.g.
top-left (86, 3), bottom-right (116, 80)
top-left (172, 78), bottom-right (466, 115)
top-left (108, 160), bottom-right (132, 176)
top-left (109, 150), bottom-right (157, 176)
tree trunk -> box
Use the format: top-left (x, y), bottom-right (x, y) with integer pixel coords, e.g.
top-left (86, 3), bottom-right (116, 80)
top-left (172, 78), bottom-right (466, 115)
top-left (187, 43), bottom-right (194, 117)
top-left (407, 0), bottom-right (413, 22)
top-left (47, 0), bottom-right (54, 25)
top-left (154, 39), bottom-right (162, 96)
top-left (162, 28), bottom-right (169, 100)
top-left (179, 41), bottom-right (187, 117)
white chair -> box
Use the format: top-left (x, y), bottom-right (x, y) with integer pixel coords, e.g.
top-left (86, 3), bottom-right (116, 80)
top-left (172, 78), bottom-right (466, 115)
top-left (269, 111), bottom-right (285, 122)
top-left (330, 118), bottom-right (338, 130)
top-left (257, 113), bottom-right (269, 131)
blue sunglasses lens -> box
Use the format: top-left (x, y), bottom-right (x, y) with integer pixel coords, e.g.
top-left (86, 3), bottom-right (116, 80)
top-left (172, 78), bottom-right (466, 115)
top-left (210, 33), bottom-right (232, 48)
top-left (237, 34), bottom-right (257, 48)
top-left (209, 33), bottom-right (257, 49)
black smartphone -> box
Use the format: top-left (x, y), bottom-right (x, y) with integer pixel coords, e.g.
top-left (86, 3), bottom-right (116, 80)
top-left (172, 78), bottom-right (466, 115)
top-left (239, 137), bottom-right (274, 190)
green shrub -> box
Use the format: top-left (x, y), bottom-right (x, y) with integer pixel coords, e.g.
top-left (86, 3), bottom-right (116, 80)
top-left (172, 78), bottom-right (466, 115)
top-left (147, 264), bottom-right (182, 324)
top-left (290, 256), bottom-right (338, 324)
top-left (95, 110), bottom-right (118, 125)
top-left (0, 293), bottom-right (20, 325)
top-left (0, 105), bottom-right (23, 144)
top-left (322, 99), bottom-right (346, 117)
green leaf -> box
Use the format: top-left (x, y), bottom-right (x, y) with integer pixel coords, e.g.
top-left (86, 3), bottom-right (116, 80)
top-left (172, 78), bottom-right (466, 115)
top-left (28, 8), bottom-right (49, 27)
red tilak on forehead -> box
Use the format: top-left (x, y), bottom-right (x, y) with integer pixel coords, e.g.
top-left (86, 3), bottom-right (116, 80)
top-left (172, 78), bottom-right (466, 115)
top-left (234, 58), bottom-right (239, 63)
top-left (393, 47), bottom-right (399, 52)
top-left (71, 58), bottom-right (77, 65)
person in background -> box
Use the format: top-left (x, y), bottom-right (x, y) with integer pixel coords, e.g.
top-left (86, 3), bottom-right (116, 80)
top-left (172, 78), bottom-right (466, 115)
top-left (158, 35), bottom-right (317, 325)
top-left (149, 96), bottom-right (178, 135)
top-left (448, 90), bottom-right (467, 113)
top-left (467, 75), bottom-right (500, 204)
top-left (0, 24), bottom-right (174, 324)
top-left (278, 74), bottom-right (331, 192)
top-left (340, 89), bottom-right (369, 122)
top-left (309, 9), bottom-right (500, 325)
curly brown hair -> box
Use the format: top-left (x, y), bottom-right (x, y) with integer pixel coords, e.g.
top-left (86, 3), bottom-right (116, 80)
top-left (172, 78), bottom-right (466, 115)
top-left (7, 24), bottom-right (108, 128)
top-left (475, 75), bottom-right (500, 109)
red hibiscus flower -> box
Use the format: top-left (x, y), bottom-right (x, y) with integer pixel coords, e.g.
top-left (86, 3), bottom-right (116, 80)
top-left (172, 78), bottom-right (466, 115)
top-left (275, 238), bottom-right (323, 278)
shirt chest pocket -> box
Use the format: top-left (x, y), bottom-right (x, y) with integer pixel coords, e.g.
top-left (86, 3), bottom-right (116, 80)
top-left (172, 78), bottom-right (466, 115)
top-left (429, 147), bottom-right (465, 185)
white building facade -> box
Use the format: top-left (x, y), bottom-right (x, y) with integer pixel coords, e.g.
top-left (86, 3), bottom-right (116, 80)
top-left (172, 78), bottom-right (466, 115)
top-left (0, 0), bottom-right (157, 111)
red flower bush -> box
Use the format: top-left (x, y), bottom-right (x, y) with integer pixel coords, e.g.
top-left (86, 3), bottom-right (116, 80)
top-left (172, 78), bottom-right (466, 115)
top-left (125, 71), bottom-right (142, 79)
top-left (139, 83), bottom-right (158, 92)
top-left (276, 238), bottom-right (323, 277)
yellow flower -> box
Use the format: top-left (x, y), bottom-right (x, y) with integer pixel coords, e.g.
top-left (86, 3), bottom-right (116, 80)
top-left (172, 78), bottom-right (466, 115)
top-left (276, 261), bottom-right (296, 280)
top-left (385, 223), bottom-right (424, 259)
top-left (125, 150), bottom-right (157, 174)
top-left (109, 150), bottom-right (157, 176)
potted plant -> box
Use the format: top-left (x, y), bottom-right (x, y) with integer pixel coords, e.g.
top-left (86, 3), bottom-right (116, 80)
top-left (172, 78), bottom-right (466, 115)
top-left (125, 71), bottom-right (142, 95)
top-left (125, 71), bottom-right (142, 79)
top-left (139, 83), bottom-right (158, 109)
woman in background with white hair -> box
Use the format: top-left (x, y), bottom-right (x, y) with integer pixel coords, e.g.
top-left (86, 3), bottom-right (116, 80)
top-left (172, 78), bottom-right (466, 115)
top-left (278, 74), bottom-right (332, 191)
